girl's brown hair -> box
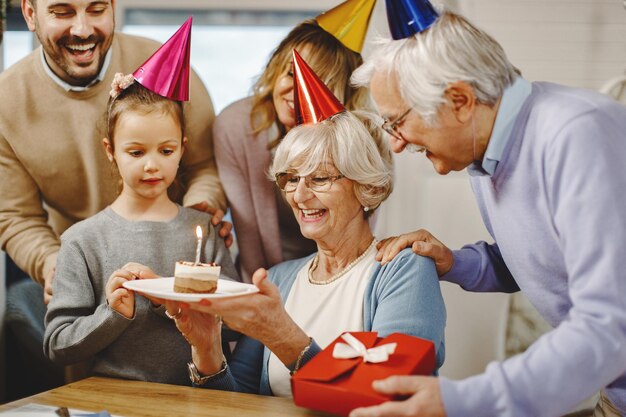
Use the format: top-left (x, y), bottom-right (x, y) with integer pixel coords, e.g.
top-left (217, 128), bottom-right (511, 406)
top-left (106, 82), bottom-right (185, 149)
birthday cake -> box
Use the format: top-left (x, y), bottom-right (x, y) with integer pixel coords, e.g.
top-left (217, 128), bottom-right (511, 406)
top-left (173, 261), bottom-right (220, 294)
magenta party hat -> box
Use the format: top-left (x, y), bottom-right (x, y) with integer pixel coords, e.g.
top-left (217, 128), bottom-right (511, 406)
top-left (133, 16), bottom-right (192, 101)
top-left (385, 0), bottom-right (439, 40)
top-left (292, 49), bottom-right (346, 125)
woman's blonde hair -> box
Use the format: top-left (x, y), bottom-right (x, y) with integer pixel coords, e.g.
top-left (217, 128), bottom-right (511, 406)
top-left (251, 20), bottom-right (371, 148)
top-left (269, 110), bottom-right (393, 217)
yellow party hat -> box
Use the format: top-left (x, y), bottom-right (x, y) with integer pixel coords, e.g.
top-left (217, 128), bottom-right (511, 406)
top-left (316, 0), bottom-right (376, 53)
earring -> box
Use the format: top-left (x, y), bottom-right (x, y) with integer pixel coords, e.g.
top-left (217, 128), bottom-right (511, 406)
top-left (363, 206), bottom-right (370, 212)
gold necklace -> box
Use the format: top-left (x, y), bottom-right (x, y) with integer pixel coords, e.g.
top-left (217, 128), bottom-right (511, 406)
top-left (308, 238), bottom-right (377, 285)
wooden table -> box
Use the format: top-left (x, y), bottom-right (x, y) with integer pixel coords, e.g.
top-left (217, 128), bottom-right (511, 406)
top-left (0, 377), bottom-right (332, 417)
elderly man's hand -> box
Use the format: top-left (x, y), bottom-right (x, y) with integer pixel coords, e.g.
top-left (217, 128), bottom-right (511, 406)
top-left (349, 376), bottom-right (445, 417)
top-left (190, 201), bottom-right (234, 248)
top-left (376, 229), bottom-right (453, 276)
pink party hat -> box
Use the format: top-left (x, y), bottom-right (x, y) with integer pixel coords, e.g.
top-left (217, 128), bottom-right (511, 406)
top-left (292, 49), bottom-right (346, 125)
top-left (133, 17), bottom-right (192, 101)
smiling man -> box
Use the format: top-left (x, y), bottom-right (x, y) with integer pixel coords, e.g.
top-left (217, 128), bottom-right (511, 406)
top-left (24, 0), bottom-right (115, 86)
top-left (350, 5), bottom-right (626, 417)
top-left (1, 0), bottom-right (227, 299)
top-left (0, 0), bottom-right (227, 391)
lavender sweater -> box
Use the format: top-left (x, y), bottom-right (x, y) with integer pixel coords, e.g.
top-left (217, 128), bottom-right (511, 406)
top-left (439, 82), bottom-right (626, 416)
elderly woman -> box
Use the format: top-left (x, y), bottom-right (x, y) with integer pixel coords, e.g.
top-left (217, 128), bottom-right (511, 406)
top-left (168, 110), bottom-right (446, 396)
top-left (213, 18), bottom-right (372, 282)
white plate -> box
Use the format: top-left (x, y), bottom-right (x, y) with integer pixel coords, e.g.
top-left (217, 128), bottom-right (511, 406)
top-left (123, 277), bottom-right (259, 302)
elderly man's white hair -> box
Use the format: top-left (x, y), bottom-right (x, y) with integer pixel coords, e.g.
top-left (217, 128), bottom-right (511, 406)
top-left (352, 11), bottom-right (519, 125)
top-left (269, 110), bottom-right (393, 214)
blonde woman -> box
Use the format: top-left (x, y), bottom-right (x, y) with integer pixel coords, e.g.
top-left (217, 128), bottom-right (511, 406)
top-left (213, 20), bottom-right (371, 282)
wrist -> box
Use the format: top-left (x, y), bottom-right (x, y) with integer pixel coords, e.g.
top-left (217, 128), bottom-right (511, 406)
top-left (289, 336), bottom-right (314, 375)
top-left (268, 321), bottom-right (311, 366)
top-left (187, 359), bottom-right (227, 386)
top-left (191, 345), bottom-right (224, 376)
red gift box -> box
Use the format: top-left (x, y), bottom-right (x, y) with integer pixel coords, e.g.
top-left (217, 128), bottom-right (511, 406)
top-left (291, 332), bottom-right (435, 416)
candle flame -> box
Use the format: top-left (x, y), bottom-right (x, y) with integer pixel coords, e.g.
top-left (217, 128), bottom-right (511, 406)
top-left (196, 225), bottom-right (203, 239)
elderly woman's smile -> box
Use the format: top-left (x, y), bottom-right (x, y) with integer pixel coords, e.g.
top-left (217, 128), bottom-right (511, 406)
top-left (300, 208), bottom-right (326, 220)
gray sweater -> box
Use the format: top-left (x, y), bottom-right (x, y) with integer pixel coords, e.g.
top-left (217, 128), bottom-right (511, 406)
top-left (44, 206), bottom-right (238, 385)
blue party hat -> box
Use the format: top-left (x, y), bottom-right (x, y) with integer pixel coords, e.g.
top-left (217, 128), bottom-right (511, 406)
top-left (385, 0), bottom-right (439, 39)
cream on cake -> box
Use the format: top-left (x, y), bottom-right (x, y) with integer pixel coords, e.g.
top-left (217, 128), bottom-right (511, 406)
top-left (173, 261), bottom-right (220, 294)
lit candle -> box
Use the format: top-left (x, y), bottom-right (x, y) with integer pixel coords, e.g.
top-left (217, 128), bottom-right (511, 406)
top-left (195, 225), bottom-right (203, 265)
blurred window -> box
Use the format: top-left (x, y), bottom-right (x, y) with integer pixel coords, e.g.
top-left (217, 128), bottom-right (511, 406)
top-left (123, 9), bottom-right (318, 113)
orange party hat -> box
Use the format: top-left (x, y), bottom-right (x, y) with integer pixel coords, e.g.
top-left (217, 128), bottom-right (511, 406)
top-left (316, 0), bottom-right (376, 53)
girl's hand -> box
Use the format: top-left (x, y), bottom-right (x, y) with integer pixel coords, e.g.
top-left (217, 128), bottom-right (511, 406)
top-left (188, 268), bottom-right (310, 366)
top-left (120, 262), bottom-right (166, 306)
top-left (105, 269), bottom-right (137, 319)
top-left (120, 262), bottom-right (159, 280)
top-left (166, 301), bottom-right (224, 375)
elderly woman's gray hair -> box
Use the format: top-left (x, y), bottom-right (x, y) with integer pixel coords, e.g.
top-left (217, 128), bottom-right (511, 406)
top-left (269, 110), bottom-right (393, 215)
top-left (351, 11), bottom-right (519, 125)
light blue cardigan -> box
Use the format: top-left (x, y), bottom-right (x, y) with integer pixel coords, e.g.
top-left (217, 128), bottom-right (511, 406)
top-left (201, 248), bottom-right (446, 395)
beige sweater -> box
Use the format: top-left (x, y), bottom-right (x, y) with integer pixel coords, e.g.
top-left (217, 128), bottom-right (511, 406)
top-left (0, 33), bottom-right (225, 284)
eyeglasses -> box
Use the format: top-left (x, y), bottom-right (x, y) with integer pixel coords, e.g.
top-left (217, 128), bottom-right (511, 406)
top-left (275, 172), bottom-right (344, 193)
top-left (381, 107), bottom-right (426, 154)
top-left (381, 107), bottom-right (413, 140)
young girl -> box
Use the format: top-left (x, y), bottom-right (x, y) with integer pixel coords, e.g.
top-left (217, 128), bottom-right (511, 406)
top-left (43, 75), bottom-right (238, 386)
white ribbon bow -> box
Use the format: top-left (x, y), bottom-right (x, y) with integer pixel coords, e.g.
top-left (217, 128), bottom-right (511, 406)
top-left (332, 333), bottom-right (397, 364)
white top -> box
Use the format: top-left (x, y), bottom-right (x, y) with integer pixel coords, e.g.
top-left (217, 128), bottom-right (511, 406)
top-left (267, 247), bottom-right (377, 397)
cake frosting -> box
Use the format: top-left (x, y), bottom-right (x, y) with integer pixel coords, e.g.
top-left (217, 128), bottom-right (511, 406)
top-left (174, 261), bottom-right (220, 293)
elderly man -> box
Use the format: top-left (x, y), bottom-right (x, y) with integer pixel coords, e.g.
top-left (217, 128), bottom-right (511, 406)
top-left (0, 0), bottom-right (229, 395)
top-left (351, 5), bottom-right (626, 417)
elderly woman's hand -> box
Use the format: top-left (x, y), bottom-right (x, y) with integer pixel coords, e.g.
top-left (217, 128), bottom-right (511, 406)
top-left (166, 300), bottom-right (224, 375)
top-left (188, 268), bottom-right (310, 366)
top-left (376, 229), bottom-right (453, 276)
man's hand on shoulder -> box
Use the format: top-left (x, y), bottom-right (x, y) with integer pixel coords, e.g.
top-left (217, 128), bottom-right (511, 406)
top-left (190, 201), bottom-right (234, 248)
top-left (44, 266), bottom-right (55, 305)
top-left (376, 229), bottom-right (453, 276)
